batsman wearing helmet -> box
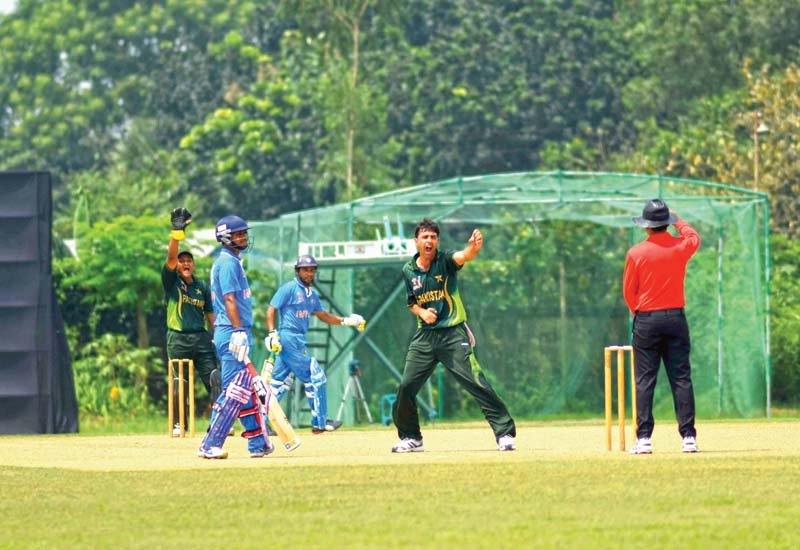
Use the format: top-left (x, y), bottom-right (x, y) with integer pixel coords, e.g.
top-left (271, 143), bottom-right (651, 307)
top-left (392, 218), bottom-right (516, 453)
top-left (162, 207), bottom-right (220, 436)
top-left (265, 254), bottom-right (366, 433)
top-left (197, 215), bottom-right (272, 459)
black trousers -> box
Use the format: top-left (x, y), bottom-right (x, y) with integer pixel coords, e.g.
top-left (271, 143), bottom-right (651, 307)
top-left (393, 324), bottom-right (516, 441)
top-left (166, 330), bottom-right (218, 391)
top-left (632, 309), bottom-right (696, 438)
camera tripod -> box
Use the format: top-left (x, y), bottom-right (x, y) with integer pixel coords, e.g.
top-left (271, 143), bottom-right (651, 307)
top-left (336, 360), bottom-right (373, 423)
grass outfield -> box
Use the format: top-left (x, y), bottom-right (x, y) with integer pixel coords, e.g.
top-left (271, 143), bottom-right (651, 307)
top-left (1, 420), bottom-right (800, 548)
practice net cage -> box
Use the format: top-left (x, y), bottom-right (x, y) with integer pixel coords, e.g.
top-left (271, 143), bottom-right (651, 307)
top-left (247, 172), bottom-right (770, 424)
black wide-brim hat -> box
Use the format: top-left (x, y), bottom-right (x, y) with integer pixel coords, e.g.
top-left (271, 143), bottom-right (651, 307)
top-left (633, 198), bottom-right (678, 228)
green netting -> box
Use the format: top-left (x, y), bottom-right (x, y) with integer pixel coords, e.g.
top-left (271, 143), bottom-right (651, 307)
top-left (248, 172), bottom-right (770, 422)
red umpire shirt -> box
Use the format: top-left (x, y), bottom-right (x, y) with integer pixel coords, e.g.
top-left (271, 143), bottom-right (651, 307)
top-left (622, 218), bottom-right (701, 314)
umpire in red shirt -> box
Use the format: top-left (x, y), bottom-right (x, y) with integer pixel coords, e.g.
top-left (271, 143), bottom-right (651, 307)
top-left (623, 199), bottom-right (701, 454)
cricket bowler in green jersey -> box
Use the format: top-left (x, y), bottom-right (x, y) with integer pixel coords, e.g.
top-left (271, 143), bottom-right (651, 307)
top-left (392, 218), bottom-right (516, 453)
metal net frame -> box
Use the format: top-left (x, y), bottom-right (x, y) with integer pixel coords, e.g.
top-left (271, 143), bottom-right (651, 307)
top-left (248, 172), bottom-right (771, 422)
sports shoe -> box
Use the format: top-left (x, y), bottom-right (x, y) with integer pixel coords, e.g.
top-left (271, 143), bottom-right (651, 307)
top-left (312, 419), bottom-right (343, 434)
top-left (629, 437), bottom-right (653, 455)
top-left (682, 436), bottom-right (699, 453)
top-left (197, 446), bottom-right (228, 459)
top-left (172, 423), bottom-right (182, 437)
top-left (497, 435), bottom-right (516, 451)
top-left (250, 441), bottom-right (276, 458)
top-left (391, 438), bottom-right (424, 453)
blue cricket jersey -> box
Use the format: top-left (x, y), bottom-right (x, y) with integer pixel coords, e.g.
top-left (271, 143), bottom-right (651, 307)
top-left (270, 277), bottom-right (322, 334)
top-left (210, 248), bottom-right (253, 328)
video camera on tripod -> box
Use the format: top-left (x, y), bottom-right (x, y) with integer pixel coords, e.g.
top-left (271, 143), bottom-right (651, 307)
top-left (336, 359), bottom-right (373, 424)
top-left (349, 359), bottom-right (363, 377)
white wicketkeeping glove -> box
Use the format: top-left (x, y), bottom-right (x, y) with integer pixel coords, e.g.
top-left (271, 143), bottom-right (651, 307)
top-left (252, 374), bottom-right (269, 401)
top-left (228, 330), bottom-right (249, 362)
top-left (264, 330), bottom-right (282, 353)
top-left (342, 313), bottom-right (366, 331)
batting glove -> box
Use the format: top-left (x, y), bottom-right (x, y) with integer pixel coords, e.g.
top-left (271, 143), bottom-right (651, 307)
top-left (228, 330), bottom-right (249, 362)
top-left (261, 358), bottom-right (275, 381)
top-left (342, 313), bottom-right (366, 332)
top-left (252, 375), bottom-right (269, 401)
top-left (264, 330), bottom-right (282, 353)
top-left (170, 207), bottom-right (192, 241)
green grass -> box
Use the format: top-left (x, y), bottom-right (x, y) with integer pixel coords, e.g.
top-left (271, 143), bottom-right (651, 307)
top-left (1, 420), bottom-right (799, 548)
top-left (79, 412), bottom-right (174, 434)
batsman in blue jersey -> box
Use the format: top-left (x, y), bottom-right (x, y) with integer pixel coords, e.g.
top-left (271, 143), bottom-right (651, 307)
top-left (265, 254), bottom-right (366, 433)
top-left (197, 215), bottom-right (273, 459)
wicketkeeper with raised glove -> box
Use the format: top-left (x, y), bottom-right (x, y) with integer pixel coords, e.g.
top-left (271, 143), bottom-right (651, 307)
top-left (197, 214), bottom-right (273, 459)
top-left (162, 208), bottom-right (221, 436)
top-left (265, 254), bottom-right (366, 434)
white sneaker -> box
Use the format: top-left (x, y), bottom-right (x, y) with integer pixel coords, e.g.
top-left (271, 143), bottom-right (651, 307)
top-left (629, 437), bottom-right (653, 454)
top-left (312, 419), bottom-right (343, 434)
top-left (172, 423), bottom-right (182, 437)
top-left (682, 436), bottom-right (699, 453)
top-left (391, 438), bottom-right (424, 453)
top-left (497, 435), bottom-right (516, 451)
top-left (197, 446), bottom-right (228, 459)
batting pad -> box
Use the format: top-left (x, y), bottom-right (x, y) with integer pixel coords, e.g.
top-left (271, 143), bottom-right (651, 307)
top-left (200, 369), bottom-right (253, 450)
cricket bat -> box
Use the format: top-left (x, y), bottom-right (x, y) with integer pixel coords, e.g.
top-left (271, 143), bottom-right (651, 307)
top-left (244, 355), bottom-right (301, 452)
top-left (260, 356), bottom-right (301, 452)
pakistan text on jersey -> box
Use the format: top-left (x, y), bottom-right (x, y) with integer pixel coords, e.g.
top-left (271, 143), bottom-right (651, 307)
top-left (180, 294), bottom-right (205, 308)
top-left (416, 289), bottom-right (445, 305)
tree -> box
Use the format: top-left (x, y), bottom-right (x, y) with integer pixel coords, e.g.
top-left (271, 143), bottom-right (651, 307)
top-left (770, 234), bottom-right (800, 407)
top-left (732, 63), bottom-right (800, 236)
top-left (180, 26), bottom-right (398, 218)
top-left (617, 0), bottom-right (800, 128)
top-left (279, 0), bottom-right (402, 200)
top-left (61, 119), bottom-right (195, 232)
top-left (612, 62), bottom-right (800, 236)
top-left (0, 0), bottom-right (281, 211)
top-left (618, 0), bottom-right (746, 124)
top-left (178, 33), bottom-right (320, 220)
top-left (66, 215), bottom-right (165, 348)
top-left (374, 0), bottom-right (633, 182)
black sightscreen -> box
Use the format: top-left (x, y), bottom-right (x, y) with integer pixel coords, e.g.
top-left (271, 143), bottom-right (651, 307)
top-left (0, 171), bottom-right (78, 433)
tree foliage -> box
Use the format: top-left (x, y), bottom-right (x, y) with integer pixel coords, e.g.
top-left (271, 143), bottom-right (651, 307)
top-left (737, 64), bottom-right (800, 235)
top-left (770, 235), bottom-right (800, 407)
top-left (0, 0), bottom-right (279, 214)
top-left (65, 215), bottom-right (165, 348)
top-left (73, 333), bottom-right (162, 417)
top-left (617, 0), bottom-right (800, 125)
top-left (373, 0), bottom-right (633, 181)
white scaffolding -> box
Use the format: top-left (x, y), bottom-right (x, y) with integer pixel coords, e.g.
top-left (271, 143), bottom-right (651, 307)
top-left (298, 237), bottom-right (415, 267)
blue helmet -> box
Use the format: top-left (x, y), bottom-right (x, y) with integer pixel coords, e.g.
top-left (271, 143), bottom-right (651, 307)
top-left (294, 254), bottom-right (318, 270)
top-left (215, 215), bottom-right (251, 251)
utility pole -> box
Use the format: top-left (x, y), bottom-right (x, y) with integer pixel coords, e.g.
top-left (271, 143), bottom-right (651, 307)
top-left (753, 111), bottom-right (769, 192)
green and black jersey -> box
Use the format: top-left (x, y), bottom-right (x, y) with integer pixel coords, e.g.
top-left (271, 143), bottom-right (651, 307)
top-left (161, 265), bottom-right (213, 333)
top-left (402, 250), bottom-right (467, 330)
